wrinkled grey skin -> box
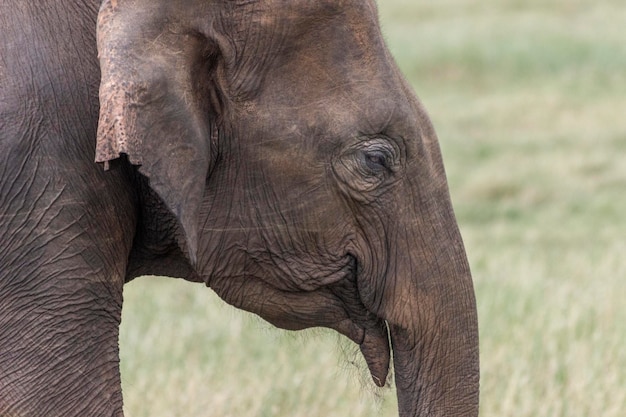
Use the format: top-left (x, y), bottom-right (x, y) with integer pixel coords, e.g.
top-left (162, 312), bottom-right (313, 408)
top-left (0, 0), bottom-right (479, 416)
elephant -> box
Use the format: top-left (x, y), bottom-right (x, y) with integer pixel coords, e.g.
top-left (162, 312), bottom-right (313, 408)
top-left (0, 0), bottom-right (479, 416)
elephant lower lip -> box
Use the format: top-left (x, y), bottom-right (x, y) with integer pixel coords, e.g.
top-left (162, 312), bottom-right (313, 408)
top-left (206, 266), bottom-right (391, 386)
top-left (331, 254), bottom-right (390, 386)
top-left (359, 323), bottom-right (391, 387)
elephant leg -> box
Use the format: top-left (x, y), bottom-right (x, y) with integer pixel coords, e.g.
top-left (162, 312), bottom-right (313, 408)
top-left (0, 171), bottom-right (135, 416)
top-left (0, 271), bottom-right (125, 416)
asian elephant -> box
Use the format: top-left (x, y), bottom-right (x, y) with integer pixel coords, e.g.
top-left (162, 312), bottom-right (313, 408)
top-left (0, 0), bottom-right (479, 416)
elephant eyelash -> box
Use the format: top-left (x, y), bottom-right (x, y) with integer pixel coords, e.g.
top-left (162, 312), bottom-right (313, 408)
top-left (332, 138), bottom-right (401, 201)
top-left (355, 137), bottom-right (399, 176)
top-left (357, 148), bottom-right (394, 176)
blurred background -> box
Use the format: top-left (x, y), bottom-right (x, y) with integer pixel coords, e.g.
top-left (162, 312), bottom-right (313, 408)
top-left (119, 1), bottom-right (626, 416)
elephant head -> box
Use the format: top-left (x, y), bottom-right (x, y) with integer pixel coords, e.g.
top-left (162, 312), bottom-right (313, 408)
top-left (95, 0), bottom-right (479, 415)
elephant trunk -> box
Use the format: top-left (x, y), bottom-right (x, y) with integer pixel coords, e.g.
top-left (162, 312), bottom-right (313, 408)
top-left (389, 265), bottom-right (479, 417)
top-left (388, 221), bottom-right (479, 417)
top-left (370, 193), bottom-right (479, 416)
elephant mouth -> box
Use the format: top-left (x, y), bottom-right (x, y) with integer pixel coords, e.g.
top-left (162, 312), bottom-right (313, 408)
top-left (206, 255), bottom-right (391, 387)
top-left (359, 323), bottom-right (391, 386)
top-left (328, 257), bottom-right (391, 387)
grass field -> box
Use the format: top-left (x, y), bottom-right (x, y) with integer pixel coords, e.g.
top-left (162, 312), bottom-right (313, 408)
top-left (119, 1), bottom-right (626, 416)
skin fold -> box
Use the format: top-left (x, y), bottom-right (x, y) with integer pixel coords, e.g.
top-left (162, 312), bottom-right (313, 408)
top-left (0, 1), bottom-right (479, 416)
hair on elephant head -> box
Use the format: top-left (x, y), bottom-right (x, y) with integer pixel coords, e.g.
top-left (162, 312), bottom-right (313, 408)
top-left (96, 0), bottom-right (479, 415)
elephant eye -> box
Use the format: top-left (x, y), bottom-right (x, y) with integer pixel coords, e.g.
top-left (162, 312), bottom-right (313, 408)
top-left (333, 138), bottom-right (400, 199)
top-left (360, 149), bottom-right (392, 174)
top-left (355, 138), bottom-right (399, 179)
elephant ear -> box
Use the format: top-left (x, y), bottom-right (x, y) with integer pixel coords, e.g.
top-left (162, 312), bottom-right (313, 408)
top-left (95, 0), bottom-right (218, 263)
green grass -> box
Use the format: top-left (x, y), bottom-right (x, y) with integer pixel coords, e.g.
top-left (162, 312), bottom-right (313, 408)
top-left (120, 278), bottom-right (395, 417)
top-left (119, 1), bottom-right (626, 416)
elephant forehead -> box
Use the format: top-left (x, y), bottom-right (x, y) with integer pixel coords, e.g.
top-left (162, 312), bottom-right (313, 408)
top-left (226, 0), bottom-right (378, 35)
top-left (254, 94), bottom-right (404, 137)
top-left (220, 0), bottom-right (390, 108)
top-left (245, 0), bottom-right (375, 15)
